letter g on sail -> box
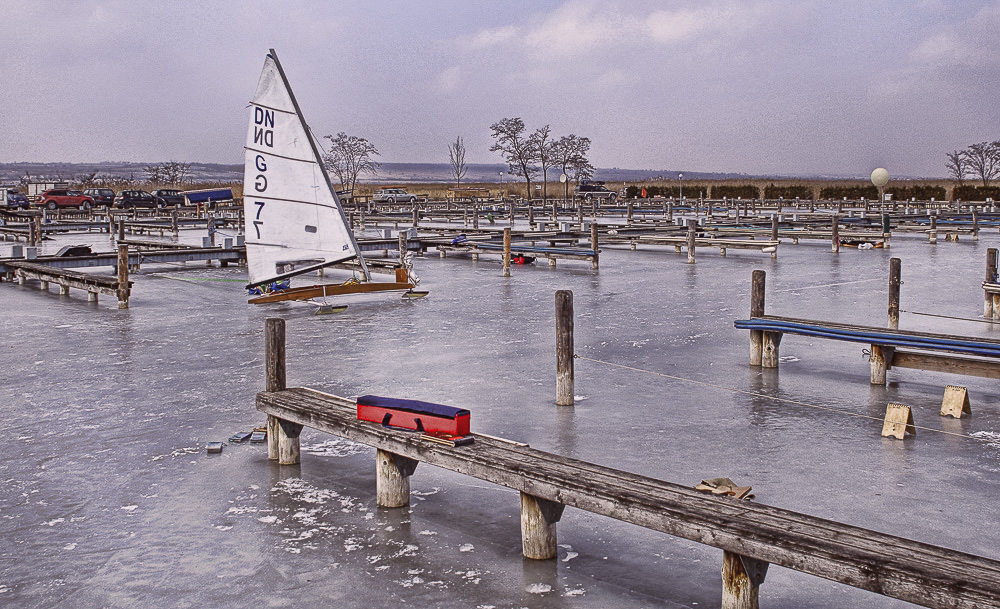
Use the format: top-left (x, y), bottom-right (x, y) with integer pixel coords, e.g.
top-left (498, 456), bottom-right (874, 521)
top-left (255, 174), bottom-right (268, 192)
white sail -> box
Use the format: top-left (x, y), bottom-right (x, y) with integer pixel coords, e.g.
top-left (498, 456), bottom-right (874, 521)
top-left (243, 50), bottom-right (362, 288)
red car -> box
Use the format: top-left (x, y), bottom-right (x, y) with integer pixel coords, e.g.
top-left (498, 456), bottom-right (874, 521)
top-left (36, 189), bottom-right (95, 211)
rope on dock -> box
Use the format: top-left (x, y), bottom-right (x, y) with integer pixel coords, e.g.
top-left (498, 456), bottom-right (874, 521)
top-left (574, 353), bottom-right (990, 443)
top-left (901, 309), bottom-right (999, 325)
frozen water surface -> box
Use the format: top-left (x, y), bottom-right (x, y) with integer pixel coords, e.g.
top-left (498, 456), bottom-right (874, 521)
top-left (2, 225), bottom-right (1000, 608)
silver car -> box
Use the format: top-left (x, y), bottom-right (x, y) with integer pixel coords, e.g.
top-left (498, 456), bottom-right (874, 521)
top-left (372, 188), bottom-right (417, 204)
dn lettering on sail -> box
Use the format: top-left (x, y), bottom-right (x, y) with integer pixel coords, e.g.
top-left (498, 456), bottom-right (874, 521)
top-left (253, 106), bottom-right (274, 148)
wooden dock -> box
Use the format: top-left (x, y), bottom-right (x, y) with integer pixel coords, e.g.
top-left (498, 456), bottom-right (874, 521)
top-left (257, 318), bottom-right (1000, 609)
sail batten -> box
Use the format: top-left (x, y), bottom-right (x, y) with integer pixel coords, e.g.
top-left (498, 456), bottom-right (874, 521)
top-left (243, 49), bottom-right (367, 288)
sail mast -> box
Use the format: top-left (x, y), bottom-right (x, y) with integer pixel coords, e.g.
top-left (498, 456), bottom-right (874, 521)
top-left (265, 48), bottom-right (372, 282)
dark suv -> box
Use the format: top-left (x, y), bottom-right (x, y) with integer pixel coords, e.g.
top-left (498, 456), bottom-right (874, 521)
top-left (113, 190), bottom-right (162, 209)
top-left (83, 188), bottom-right (115, 207)
top-left (37, 189), bottom-right (95, 210)
top-left (152, 189), bottom-right (185, 206)
top-left (574, 180), bottom-right (618, 201)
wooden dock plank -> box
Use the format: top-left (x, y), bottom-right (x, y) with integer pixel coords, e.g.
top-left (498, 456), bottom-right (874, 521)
top-left (258, 387), bottom-right (1000, 609)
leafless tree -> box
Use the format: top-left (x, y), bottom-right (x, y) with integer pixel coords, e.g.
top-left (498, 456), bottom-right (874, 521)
top-left (964, 141), bottom-right (1000, 187)
top-left (448, 135), bottom-right (467, 186)
top-left (550, 134), bottom-right (594, 186)
top-left (489, 117), bottom-right (539, 199)
top-left (143, 164), bottom-right (162, 184)
top-left (77, 171), bottom-right (99, 188)
top-left (323, 132), bottom-right (381, 193)
top-left (533, 125), bottom-right (553, 202)
top-left (945, 150), bottom-right (968, 185)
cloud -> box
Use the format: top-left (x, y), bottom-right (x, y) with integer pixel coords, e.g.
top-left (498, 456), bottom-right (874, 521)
top-left (436, 66), bottom-right (462, 93)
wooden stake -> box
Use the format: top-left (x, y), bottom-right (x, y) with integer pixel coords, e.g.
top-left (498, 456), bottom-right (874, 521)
top-left (556, 290), bottom-right (574, 406)
top-left (590, 221), bottom-right (599, 270)
top-left (985, 248), bottom-right (997, 318)
top-left (116, 244), bottom-right (130, 309)
top-left (882, 403), bottom-right (916, 439)
top-left (520, 492), bottom-right (564, 560)
top-left (940, 385), bottom-right (972, 418)
top-left (502, 227), bottom-right (511, 277)
top-left (750, 270), bottom-right (765, 366)
top-left (869, 344), bottom-right (889, 385)
top-left (888, 258), bottom-right (901, 330)
top-left (265, 318), bottom-right (286, 461)
top-left (722, 550), bottom-right (767, 609)
top-left (376, 449), bottom-right (418, 508)
top-left (687, 219), bottom-right (696, 264)
top-left (831, 214), bottom-right (839, 253)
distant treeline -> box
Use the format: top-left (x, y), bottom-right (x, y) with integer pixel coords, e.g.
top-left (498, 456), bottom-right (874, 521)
top-left (620, 181), bottom-right (984, 201)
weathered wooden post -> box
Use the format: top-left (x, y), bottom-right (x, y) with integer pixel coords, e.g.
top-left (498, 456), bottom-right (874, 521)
top-left (171, 207), bottom-right (179, 235)
top-left (556, 290), bottom-right (574, 406)
top-left (376, 449), bottom-right (418, 508)
top-left (986, 248), bottom-right (998, 319)
top-left (973, 207), bottom-right (980, 241)
top-left (118, 218), bottom-right (126, 242)
top-left (398, 232), bottom-right (407, 267)
top-left (502, 227), bottom-right (512, 277)
top-left (626, 201), bottom-right (634, 225)
top-left (116, 244), bottom-right (130, 309)
top-left (473, 202), bottom-right (480, 229)
top-left (667, 201), bottom-right (673, 222)
top-left (686, 219), bottom-right (696, 264)
top-left (412, 205), bottom-right (419, 227)
top-left (888, 257), bottom-right (901, 330)
top-left (831, 214), bottom-right (839, 253)
top-left (552, 199), bottom-right (558, 222)
top-left (750, 270), bottom-right (765, 366)
top-left (929, 215), bottom-right (937, 243)
top-left (722, 551), bottom-right (766, 609)
top-left (265, 318), bottom-right (300, 465)
top-left (770, 214), bottom-right (778, 242)
top-left (520, 492), bottom-right (564, 560)
top-left (463, 202), bottom-right (469, 228)
top-left (590, 222), bottom-right (599, 270)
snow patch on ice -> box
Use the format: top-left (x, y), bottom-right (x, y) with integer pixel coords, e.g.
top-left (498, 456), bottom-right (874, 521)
top-left (301, 438), bottom-right (372, 458)
top-left (525, 583), bottom-right (552, 594)
top-left (459, 543), bottom-right (475, 552)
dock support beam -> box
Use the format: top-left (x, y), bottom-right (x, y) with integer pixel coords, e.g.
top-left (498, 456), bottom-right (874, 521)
top-left (520, 492), bottom-right (565, 559)
top-left (831, 215), bottom-right (839, 253)
top-left (502, 227), bottom-right (511, 277)
top-left (377, 449), bottom-right (418, 508)
top-left (888, 257), bottom-right (901, 330)
top-left (265, 318), bottom-right (297, 463)
top-left (750, 270), bottom-right (765, 366)
top-left (986, 248), bottom-right (997, 319)
top-left (556, 290), bottom-right (574, 406)
top-left (687, 219), bottom-right (696, 263)
top-left (722, 551), bottom-right (767, 609)
top-left (116, 244), bottom-right (130, 309)
top-left (590, 222), bottom-right (599, 270)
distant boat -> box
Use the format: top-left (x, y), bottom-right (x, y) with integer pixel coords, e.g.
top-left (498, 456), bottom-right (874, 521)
top-left (242, 49), bottom-right (425, 304)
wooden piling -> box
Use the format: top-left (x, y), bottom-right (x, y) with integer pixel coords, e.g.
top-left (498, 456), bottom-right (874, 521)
top-left (750, 270), bottom-right (765, 366)
top-left (376, 449), bottom-right (418, 508)
top-left (116, 244), bottom-right (130, 309)
top-left (520, 492), bottom-right (564, 560)
top-left (870, 345), bottom-right (888, 385)
top-left (888, 257), bottom-right (901, 330)
top-left (770, 214), bottom-right (778, 242)
top-left (265, 318), bottom-right (287, 462)
top-left (831, 215), bottom-right (839, 253)
top-left (590, 222), bottom-right (599, 270)
top-left (556, 290), bottom-right (574, 406)
top-left (398, 232), bottom-right (407, 266)
top-left (686, 219), bottom-right (696, 264)
top-left (986, 248), bottom-right (997, 318)
top-left (171, 208), bottom-right (179, 235)
top-left (502, 227), bottom-right (512, 277)
top-left (973, 207), bottom-right (980, 241)
top-left (722, 551), bottom-right (764, 609)
top-left (929, 216), bottom-right (937, 243)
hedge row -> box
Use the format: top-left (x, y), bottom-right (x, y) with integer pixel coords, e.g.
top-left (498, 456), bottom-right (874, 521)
top-left (819, 185), bottom-right (880, 200)
top-left (711, 185), bottom-right (761, 199)
top-left (763, 184), bottom-right (814, 200)
top-left (953, 185), bottom-right (1000, 201)
top-left (625, 185), bottom-right (709, 199)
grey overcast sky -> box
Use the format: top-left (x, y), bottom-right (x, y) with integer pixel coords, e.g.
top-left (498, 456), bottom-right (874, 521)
top-left (2, 0), bottom-right (998, 177)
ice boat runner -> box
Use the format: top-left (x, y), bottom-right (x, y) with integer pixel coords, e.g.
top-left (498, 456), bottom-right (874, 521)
top-left (243, 49), bottom-right (424, 305)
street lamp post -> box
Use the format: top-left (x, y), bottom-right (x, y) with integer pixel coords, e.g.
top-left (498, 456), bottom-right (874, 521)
top-left (499, 172), bottom-right (504, 201)
top-left (678, 173), bottom-right (684, 202)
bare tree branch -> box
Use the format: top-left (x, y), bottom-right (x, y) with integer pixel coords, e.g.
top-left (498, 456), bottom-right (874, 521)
top-left (489, 117), bottom-right (539, 199)
top-left (964, 141), bottom-right (1000, 188)
top-left (448, 135), bottom-right (467, 186)
top-left (322, 132), bottom-right (381, 193)
top-left (945, 150), bottom-right (968, 186)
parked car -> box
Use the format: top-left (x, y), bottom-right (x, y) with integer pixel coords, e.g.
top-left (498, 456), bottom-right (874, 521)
top-left (113, 189), bottom-right (162, 209)
top-left (36, 189), bottom-right (95, 210)
top-left (3, 190), bottom-right (29, 209)
top-left (574, 180), bottom-right (618, 202)
top-left (372, 188), bottom-right (417, 204)
top-left (83, 188), bottom-right (115, 207)
top-left (151, 189), bottom-right (186, 206)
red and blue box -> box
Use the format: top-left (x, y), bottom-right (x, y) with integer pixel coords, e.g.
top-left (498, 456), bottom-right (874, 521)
top-left (356, 395), bottom-right (470, 436)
